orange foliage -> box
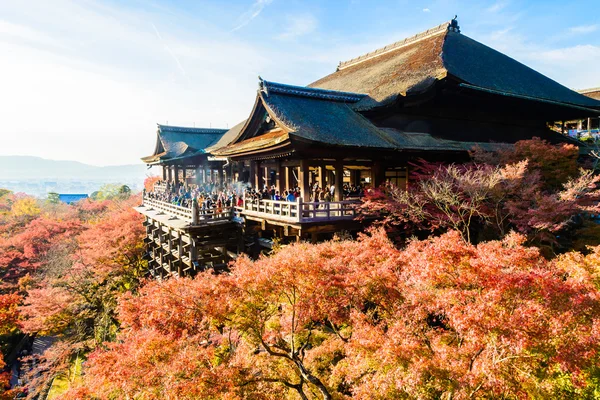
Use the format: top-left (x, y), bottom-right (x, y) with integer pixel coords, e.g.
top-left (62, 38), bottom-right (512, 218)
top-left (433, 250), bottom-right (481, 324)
top-left (65, 229), bottom-right (600, 399)
top-left (144, 175), bottom-right (161, 192)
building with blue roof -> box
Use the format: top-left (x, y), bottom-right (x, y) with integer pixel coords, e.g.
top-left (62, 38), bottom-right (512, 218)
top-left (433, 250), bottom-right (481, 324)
top-left (58, 194), bottom-right (88, 204)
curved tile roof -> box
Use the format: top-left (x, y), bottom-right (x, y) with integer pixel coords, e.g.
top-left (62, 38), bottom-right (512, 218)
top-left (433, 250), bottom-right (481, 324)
top-left (261, 86), bottom-right (392, 148)
top-left (141, 124), bottom-right (228, 164)
top-left (310, 19), bottom-right (600, 112)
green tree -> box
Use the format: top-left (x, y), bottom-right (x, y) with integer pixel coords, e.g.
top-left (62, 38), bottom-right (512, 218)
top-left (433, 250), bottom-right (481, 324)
top-left (47, 192), bottom-right (60, 204)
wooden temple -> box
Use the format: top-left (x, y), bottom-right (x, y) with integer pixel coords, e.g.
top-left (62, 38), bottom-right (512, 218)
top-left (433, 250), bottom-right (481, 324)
top-left (141, 124), bottom-right (230, 186)
top-left (136, 18), bottom-right (600, 277)
top-left (567, 87), bottom-right (600, 135)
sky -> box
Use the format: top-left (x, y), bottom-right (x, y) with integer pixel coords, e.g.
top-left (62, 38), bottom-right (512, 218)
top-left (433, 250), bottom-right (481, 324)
top-left (1, 0), bottom-right (599, 166)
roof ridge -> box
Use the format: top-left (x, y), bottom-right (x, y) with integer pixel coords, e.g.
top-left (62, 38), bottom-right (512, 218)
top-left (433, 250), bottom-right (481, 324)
top-left (258, 77), bottom-right (366, 102)
top-left (578, 87), bottom-right (600, 94)
top-left (157, 124), bottom-right (228, 134)
top-left (337, 19), bottom-right (458, 71)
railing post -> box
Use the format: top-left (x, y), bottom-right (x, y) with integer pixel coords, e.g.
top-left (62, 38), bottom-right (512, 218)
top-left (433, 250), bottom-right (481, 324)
top-left (297, 197), bottom-right (303, 223)
top-left (191, 198), bottom-right (198, 225)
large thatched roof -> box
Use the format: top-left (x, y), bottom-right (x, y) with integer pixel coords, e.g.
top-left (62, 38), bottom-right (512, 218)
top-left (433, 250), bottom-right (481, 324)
top-left (310, 20), bottom-right (600, 112)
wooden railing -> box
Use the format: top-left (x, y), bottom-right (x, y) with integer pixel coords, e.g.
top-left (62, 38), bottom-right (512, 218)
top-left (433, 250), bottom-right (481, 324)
top-left (239, 198), bottom-right (358, 223)
top-left (153, 182), bottom-right (169, 194)
top-left (143, 196), bottom-right (233, 225)
top-left (144, 196), bottom-right (359, 226)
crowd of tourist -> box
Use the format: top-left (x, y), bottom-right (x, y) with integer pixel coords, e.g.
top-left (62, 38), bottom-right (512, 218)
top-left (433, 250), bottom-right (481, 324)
top-left (144, 179), bottom-right (366, 212)
top-left (145, 180), bottom-right (240, 213)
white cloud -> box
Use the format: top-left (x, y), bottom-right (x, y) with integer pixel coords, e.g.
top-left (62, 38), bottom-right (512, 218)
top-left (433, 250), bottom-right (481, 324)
top-left (277, 14), bottom-right (318, 40)
top-left (0, 20), bottom-right (70, 50)
top-left (151, 22), bottom-right (187, 77)
top-left (0, 0), bottom-right (269, 165)
top-left (422, 8), bottom-right (431, 13)
top-left (231, 0), bottom-right (274, 32)
top-left (487, 1), bottom-right (508, 13)
top-left (485, 31), bottom-right (600, 90)
top-left (530, 45), bottom-right (600, 89)
top-left (568, 24), bottom-right (598, 34)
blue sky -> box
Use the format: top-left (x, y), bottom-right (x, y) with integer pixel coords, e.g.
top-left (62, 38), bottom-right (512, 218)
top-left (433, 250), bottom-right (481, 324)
top-left (1, 0), bottom-right (599, 165)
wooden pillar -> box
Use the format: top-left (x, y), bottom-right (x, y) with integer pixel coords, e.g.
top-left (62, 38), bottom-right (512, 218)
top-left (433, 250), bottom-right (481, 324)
top-left (167, 229), bottom-right (173, 275)
top-left (174, 166), bottom-right (179, 184)
top-left (255, 161), bottom-right (263, 189)
top-left (588, 117), bottom-right (592, 132)
top-left (327, 170), bottom-right (335, 187)
top-left (218, 168), bottom-right (224, 185)
top-left (162, 166), bottom-right (167, 180)
top-left (195, 165), bottom-right (202, 184)
top-left (299, 159), bottom-right (310, 201)
top-left (189, 239), bottom-right (197, 264)
top-left (249, 161), bottom-right (256, 185)
top-left (167, 166), bottom-right (173, 182)
top-left (264, 166), bottom-right (270, 187)
top-left (204, 165), bottom-right (210, 184)
top-left (286, 166), bottom-right (295, 190)
top-left (318, 163), bottom-right (326, 190)
top-left (182, 167), bottom-right (187, 183)
top-left (371, 162), bottom-right (385, 188)
top-left (178, 235), bottom-right (183, 276)
top-left (277, 160), bottom-right (286, 193)
top-left (334, 161), bottom-right (343, 201)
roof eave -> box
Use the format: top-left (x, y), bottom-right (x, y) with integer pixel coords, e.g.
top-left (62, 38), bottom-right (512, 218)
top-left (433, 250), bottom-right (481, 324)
top-left (458, 83), bottom-right (600, 115)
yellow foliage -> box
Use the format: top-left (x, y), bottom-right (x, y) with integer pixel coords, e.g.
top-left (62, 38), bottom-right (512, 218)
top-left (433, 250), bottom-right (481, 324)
top-left (11, 197), bottom-right (41, 217)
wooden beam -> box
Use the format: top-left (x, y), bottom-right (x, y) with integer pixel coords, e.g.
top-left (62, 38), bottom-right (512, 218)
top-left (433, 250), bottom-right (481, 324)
top-left (282, 159), bottom-right (300, 167)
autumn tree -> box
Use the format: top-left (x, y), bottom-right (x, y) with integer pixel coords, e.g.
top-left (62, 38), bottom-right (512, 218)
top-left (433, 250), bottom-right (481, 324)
top-left (144, 175), bottom-right (161, 192)
top-left (472, 137), bottom-right (579, 190)
top-left (65, 229), bottom-right (600, 399)
top-left (15, 195), bottom-right (145, 398)
top-left (362, 138), bottom-right (600, 247)
top-left (90, 183), bottom-right (133, 200)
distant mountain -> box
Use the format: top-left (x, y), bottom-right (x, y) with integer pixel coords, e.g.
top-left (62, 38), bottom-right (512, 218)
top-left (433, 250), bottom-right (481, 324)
top-left (0, 156), bottom-right (152, 181)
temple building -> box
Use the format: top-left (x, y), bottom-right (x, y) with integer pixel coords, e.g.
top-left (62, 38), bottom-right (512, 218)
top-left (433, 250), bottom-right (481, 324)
top-left (141, 124), bottom-right (230, 186)
top-left (136, 18), bottom-right (600, 277)
top-left (580, 87), bottom-right (600, 101)
top-left (562, 87), bottom-right (600, 137)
